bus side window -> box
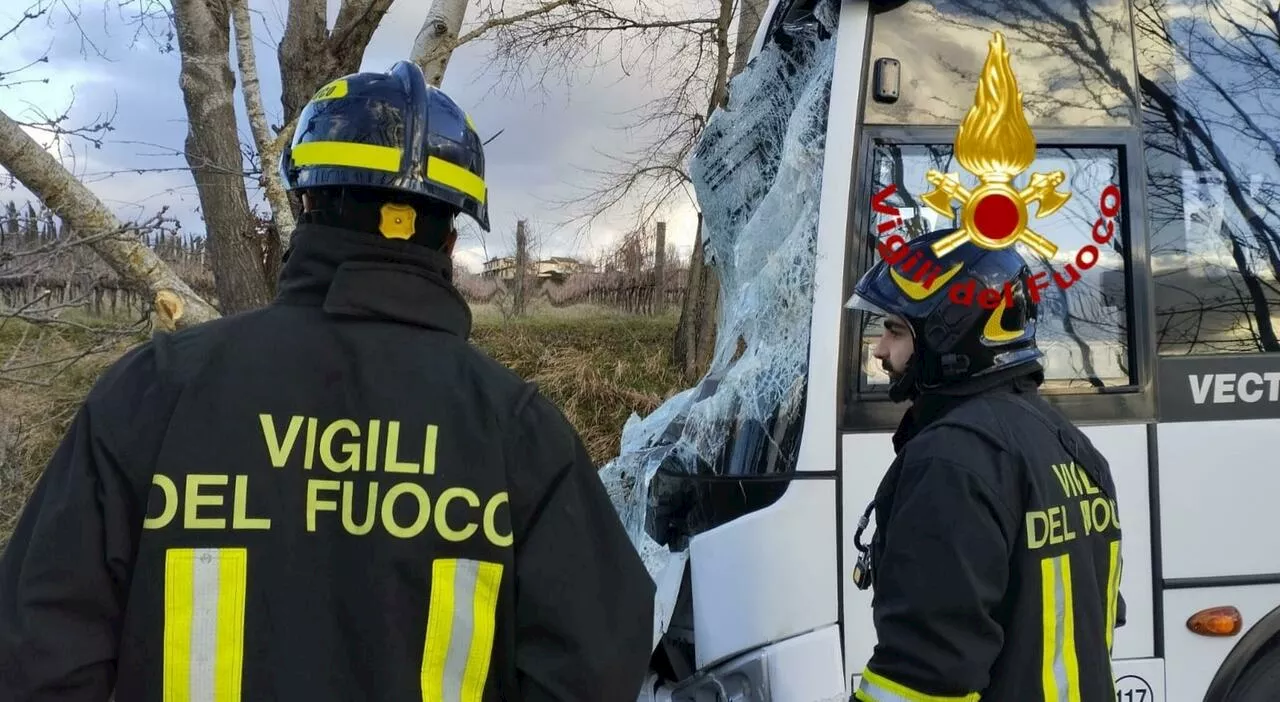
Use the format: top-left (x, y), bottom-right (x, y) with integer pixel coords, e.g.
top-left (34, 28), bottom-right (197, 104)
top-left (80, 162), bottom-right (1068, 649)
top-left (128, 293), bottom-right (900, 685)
top-left (848, 142), bottom-right (1137, 397)
top-left (1135, 0), bottom-right (1280, 356)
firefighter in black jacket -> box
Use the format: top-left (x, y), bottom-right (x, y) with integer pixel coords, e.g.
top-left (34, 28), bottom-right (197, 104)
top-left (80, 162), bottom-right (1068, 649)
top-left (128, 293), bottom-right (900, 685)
top-left (0, 61), bottom-right (656, 701)
top-left (846, 228), bottom-right (1126, 702)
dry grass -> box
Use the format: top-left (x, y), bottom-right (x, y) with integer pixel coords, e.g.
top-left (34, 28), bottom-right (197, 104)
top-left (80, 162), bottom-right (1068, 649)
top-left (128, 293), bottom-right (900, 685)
top-left (471, 310), bottom-right (686, 464)
top-left (0, 320), bottom-right (139, 548)
top-left (0, 306), bottom-right (684, 546)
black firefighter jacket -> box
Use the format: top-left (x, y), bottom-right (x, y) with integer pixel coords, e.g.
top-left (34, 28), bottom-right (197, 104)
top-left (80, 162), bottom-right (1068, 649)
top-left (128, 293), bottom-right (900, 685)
top-left (0, 224), bottom-right (657, 702)
top-left (855, 368), bottom-right (1126, 702)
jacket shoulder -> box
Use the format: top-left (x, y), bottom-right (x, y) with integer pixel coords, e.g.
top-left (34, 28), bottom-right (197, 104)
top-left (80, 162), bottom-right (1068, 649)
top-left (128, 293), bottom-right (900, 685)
top-left (147, 306), bottom-right (279, 384)
top-left (454, 338), bottom-right (580, 430)
top-left (899, 395), bottom-right (1037, 519)
top-left (908, 395), bottom-right (1018, 463)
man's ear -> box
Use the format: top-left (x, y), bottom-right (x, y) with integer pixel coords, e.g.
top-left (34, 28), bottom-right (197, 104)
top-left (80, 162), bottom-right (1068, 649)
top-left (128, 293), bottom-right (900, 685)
top-left (442, 226), bottom-right (458, 256)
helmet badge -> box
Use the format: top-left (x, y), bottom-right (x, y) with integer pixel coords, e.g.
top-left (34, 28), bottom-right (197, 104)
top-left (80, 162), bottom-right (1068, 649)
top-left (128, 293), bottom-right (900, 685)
top-left (379, 203), bottom-right (417, 240)
top-left (920, 31), bottom-right (1071, 259)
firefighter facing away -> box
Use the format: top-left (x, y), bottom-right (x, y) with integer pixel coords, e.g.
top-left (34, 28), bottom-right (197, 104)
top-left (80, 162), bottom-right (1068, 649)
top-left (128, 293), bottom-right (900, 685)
top-left (846, 228), bottom-right (1126, 701)
top-left (0, 61), bottom-right (656, 701)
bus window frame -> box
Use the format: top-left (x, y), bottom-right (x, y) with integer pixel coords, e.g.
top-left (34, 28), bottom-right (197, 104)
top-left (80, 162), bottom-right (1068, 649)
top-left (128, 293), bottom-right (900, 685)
top-left (837, 124), bottom-right (1158, 433)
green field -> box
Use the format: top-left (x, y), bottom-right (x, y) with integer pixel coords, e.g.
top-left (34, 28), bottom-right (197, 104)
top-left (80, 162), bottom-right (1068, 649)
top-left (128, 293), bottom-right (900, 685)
top-left (0, 304), bottom-right (686, 547)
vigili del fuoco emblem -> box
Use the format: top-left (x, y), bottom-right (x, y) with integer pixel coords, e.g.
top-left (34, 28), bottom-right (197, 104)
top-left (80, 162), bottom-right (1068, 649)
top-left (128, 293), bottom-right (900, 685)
top-left (921, 31), bottom-right (1071, 259)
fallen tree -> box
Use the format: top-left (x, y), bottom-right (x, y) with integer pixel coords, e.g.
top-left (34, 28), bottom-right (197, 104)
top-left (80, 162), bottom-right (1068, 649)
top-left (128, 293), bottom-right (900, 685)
top-left (0, 109), bottom-right (219, 331)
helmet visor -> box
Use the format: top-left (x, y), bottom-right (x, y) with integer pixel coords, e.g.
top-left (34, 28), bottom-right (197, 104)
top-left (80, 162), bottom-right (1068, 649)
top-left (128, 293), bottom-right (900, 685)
top-left (844, 291), bottom-right (892, 316)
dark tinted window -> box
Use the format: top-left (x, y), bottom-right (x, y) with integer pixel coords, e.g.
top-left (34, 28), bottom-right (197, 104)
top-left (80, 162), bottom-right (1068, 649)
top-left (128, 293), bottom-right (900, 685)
top-left (850, 142), bottom-right (1135, 394)
top-left (865, 0), bottom-right (1137, 127)
top-left (1136, 0), bottom-right (1280, 355)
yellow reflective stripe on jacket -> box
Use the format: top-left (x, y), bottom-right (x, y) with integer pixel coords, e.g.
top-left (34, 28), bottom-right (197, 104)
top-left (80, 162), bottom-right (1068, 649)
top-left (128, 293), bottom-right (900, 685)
top-left (421, 558), bottom-right (505, 702)
top-left (162, 547), bottom-right (248, 702)
top-left (855, 669), bottom-right (981, 702)
top-left (1041, 554), bottom-right (1083, 702)
top-left (1105, 540), bottom-right (1123, 652)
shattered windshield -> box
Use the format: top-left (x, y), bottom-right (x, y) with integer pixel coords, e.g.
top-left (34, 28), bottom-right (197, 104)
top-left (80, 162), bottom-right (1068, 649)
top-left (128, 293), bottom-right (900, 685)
top-left (597, 0), bottom-right (840, 579)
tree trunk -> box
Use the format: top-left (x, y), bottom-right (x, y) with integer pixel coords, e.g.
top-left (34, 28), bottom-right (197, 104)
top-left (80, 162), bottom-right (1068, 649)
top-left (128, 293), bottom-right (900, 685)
top-left (410, 0), bottom-right (575, 89)
top-left (672, 0), bottom-right (734, 382)
top-left (278, 0), bottom-right (329, 124)
top-left (654, 221), bottom-right (666, 315)
top-left (0, 109), bottom-right (220, 329)
top-left (231, 0), bottom-right (295, 255)
top-left (412, 0), bottom-right (470, 87)
top-left (671, 0), bottom-right (768, 382)
top-left (172, 0), bottom-right (272, 314)
top-left (732, 0), bottom-right (767, 75)
top-left (673, 216), bottom-right (721, 380)
top-left (514, 219), bottom-right (528, 317)
top-left (270, 0), bottom-right (395, 233)
top-left (279, 0), bottom-right (396, 126)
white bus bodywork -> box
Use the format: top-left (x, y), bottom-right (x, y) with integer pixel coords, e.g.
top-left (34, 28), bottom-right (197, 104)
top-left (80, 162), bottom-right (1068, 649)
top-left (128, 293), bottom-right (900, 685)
top-left (634, 1), bottom-right (1280, 700)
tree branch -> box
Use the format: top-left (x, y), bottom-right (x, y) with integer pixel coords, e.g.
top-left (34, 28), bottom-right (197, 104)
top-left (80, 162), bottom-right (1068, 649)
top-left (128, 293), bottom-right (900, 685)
top-left (0, 107), bottom-right (219, 329)
top-left (231, 0), bottom-right (295, 249)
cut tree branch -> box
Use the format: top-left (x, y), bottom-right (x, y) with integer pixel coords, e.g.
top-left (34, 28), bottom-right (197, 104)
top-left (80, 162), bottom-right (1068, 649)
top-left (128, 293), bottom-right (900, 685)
top-left (0, 107), bottom-right (219, 329)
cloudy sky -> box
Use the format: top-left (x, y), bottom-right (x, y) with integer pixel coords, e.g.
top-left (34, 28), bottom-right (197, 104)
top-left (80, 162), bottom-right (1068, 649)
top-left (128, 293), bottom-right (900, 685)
top-left (0, 0), bottom-right (708, 274)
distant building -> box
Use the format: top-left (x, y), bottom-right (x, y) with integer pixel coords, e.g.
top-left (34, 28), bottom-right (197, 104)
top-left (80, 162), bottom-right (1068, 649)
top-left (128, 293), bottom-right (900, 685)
top-left (481, 255), bottom-right (589, 281)
top-left (481, 256), bottom-right (519, 280)
top-left (536, 256), bottom-right (586, 281)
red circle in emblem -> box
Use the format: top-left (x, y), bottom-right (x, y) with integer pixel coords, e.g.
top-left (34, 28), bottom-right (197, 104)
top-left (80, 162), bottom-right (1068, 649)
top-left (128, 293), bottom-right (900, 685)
top-left (973, 193), bottom-right (1020, 241)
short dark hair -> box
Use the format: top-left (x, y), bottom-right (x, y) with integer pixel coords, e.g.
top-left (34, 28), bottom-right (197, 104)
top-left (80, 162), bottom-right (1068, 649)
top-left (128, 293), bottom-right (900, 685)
top-left (298, 186), bottom-right (455, 250)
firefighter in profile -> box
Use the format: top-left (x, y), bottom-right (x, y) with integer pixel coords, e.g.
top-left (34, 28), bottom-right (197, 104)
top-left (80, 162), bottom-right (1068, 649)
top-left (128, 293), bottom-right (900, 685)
top-left (846, 228), bottom-right (1126, 701)
top-left (0, 61), bottom-right (656, 701)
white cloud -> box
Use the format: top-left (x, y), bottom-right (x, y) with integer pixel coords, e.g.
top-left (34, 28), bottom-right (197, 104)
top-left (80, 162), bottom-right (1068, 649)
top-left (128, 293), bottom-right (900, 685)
top-left (453, 245), bottom-right (487, 274)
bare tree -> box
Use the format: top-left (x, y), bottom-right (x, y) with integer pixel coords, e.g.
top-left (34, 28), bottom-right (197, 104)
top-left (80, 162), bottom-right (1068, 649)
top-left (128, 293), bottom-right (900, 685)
top-left (231, 0), bottom-right (295, 248)
top-left (1, 0), bottom-right (583, 335)
top-left (466, 0), bottom-right (766, 379)
top-left (0, 3), bottom-right (219, 332)
top-left (412, 0), bottom-right (582, 87)
top-left (674, 0), bottom-right (767, 381)
top-left (171, 0), bottom-right (275, 313)
top-left (5, 0), bottom-right (771, 343)
top-left (484, 218), bottom-right (545, 320)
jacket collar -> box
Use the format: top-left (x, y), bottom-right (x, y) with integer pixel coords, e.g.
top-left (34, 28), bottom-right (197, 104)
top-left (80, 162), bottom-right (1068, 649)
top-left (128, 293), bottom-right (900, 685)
top-left (274, 223), bottom-right (472, 339)
top-left (892, 362), bottom-right (1044, 453)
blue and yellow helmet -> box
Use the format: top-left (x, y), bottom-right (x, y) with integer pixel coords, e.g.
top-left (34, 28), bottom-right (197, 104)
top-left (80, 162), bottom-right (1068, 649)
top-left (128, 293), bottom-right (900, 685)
top-left (280, 61), bottom-right (490, 232)
top-left (846, 227), bottom-right (1043, 389)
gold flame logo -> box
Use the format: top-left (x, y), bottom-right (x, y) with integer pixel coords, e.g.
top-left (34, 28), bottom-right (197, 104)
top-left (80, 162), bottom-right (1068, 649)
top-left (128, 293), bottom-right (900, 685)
top-left (921, 31), bottom-right (1070, 259)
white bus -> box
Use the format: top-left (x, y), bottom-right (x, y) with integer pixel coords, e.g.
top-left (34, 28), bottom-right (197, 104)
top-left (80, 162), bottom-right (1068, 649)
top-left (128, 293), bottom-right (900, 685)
top-left (633, 0), bottom-right (1280, 700)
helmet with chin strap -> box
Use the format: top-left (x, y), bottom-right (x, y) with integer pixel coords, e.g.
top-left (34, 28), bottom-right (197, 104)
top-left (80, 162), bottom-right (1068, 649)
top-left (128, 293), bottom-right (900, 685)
top-left (845, 227), bottom-right (1043, 401)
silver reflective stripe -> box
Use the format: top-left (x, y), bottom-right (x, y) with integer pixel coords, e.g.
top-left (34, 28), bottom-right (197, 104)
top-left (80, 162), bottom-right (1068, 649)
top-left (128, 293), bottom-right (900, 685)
top-left (163, 547), bottom-right (248, 702)
top-left (440, 559), bottom-right (480, 702)
top-left (421, 558), bottom-right (504, 702)
top-left (856, 670), bottom-right (981, 701)
top-left (189, 548), bottom-right (222, 702)
top-left (1049, 557), bottom-right (1069, 699)
top-left (857, 676), bottom-right (914, 702)
top-left (1041, 554), bottom-right (1080, 702)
